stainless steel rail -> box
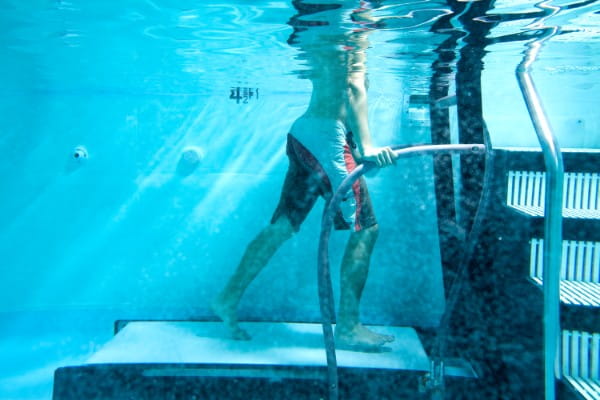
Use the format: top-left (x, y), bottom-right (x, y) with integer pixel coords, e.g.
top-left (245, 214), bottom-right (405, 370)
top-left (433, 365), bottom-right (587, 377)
top-left (317, 143), bottom-right (485, 400)
top-left (515, 4), bottom-right (563, 399)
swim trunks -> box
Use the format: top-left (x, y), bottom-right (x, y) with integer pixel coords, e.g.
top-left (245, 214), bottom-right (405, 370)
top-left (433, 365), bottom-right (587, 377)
top-left (271, 116), bottom-right (377, 232)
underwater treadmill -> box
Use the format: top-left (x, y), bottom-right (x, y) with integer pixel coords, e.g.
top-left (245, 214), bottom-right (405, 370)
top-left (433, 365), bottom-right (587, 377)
top-left (52, 320), bottom-right (475, 399)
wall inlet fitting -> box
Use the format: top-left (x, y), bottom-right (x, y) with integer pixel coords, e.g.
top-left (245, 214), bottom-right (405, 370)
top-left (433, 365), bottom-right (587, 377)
top-left (176, 146), bottom-right (205, 177)
top-left (73, 146), bottom-right (88, 161)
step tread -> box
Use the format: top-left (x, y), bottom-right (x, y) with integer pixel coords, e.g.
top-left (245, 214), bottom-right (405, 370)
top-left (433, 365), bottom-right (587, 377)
top-left (530, 239), bottom-right (599, 307)
top-left (562, 330), bottom-right (600, 400)
top-left (532, 278), bottom-right (600, 307)
top-left (509, 205), bottom-right (600, 219)
top-left (564, 376), bottom-right (600, 400)
top-left (507, 171), bottom-right (600, 219)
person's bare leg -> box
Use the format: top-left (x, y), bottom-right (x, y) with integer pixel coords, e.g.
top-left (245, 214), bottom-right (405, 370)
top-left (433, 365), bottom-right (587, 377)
top-left (212, 216), bottom-right (295, 340)
top-left (336, 224), bottom-right (395, 349)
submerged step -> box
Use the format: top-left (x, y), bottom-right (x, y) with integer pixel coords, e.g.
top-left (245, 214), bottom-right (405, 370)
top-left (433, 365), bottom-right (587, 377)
top-left (53, 321), bottom-right (476, 400)
top-left (507, 171), bottom-right (600, 219)
top-left (85, 321), bottom-right (430, 371)
top-left (561, 330), bottom-right (600, 400)
top-left (530, 239), bottom-right (600, 307)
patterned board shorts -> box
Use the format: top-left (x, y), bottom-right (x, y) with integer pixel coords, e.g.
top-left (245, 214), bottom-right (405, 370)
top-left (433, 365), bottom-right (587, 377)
top-left (271, 133), bottom-right (377, 232)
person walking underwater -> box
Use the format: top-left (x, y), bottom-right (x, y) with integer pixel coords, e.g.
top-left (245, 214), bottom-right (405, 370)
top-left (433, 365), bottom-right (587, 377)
top-left (212, 0), bottom-right (396, 351)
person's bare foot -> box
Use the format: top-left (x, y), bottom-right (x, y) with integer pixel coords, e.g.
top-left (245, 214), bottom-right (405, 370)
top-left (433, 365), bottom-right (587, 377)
top-left (211, 297), bottom-right (251, 341)
top-left (335, 323), bottom-right (394, 352)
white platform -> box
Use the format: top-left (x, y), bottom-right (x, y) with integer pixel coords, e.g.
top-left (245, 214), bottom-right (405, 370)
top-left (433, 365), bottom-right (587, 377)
top-left (86, 322), bottom-right (430, 373)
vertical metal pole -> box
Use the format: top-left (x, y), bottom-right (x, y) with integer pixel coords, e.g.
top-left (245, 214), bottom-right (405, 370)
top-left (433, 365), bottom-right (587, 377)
top-left (515, 18), bottom-right (563, 400)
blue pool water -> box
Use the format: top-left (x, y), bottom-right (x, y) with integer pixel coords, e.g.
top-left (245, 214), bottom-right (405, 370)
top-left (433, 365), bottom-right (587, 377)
top-left (0, 0), bottom-right (598, 399)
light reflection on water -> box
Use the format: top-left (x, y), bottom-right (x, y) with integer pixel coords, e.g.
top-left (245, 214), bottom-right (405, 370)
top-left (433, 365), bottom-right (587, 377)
top-left (0, 0), bottom-right (597, 95)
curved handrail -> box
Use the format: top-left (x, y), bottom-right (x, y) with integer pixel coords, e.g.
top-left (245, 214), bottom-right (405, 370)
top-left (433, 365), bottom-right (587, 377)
top-left (433, 129), bottom-right (495, 366)
top-left (318, 143), bottom-right (485, 400)
top-left (515, 4), bottom-right (563, 399)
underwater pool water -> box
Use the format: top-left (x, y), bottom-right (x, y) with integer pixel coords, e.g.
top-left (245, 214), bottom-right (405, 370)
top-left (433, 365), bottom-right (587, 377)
top-left (0, 0), bottom-right (598, 399)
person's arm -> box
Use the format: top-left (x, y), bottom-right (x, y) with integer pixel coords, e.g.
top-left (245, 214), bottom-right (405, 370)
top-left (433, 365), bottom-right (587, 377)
top-left (344, 5), bottom-right (396, 168)
top-left (345, 50), bottom-right (396, 167)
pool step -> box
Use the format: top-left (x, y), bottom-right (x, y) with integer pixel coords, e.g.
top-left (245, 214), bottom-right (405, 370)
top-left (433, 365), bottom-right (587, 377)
top-left (507, 171), bottom-right (600, 219)
top-left (561, 330), bottom-right (600, 400)
top-left (529, 239), bottom-right (600, 308)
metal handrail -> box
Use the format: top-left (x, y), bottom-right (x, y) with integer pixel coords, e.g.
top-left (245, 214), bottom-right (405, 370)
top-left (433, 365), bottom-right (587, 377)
top-left (515, 4), bottom-right (563, 399)
top-left (317, 143), bottom-right (485, 400)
